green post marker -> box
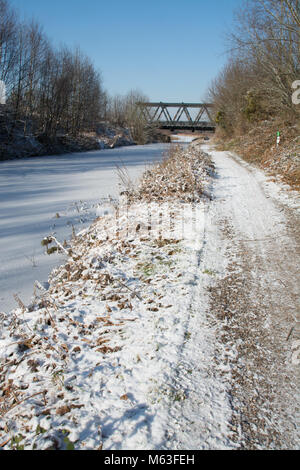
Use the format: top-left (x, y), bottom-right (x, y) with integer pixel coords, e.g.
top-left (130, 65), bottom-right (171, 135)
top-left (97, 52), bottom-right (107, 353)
top-left (276, 131), bottom-right (280, 146)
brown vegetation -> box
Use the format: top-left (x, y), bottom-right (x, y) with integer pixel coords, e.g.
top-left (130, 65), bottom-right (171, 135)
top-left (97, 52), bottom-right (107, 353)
top-left (216, 119), bottom-right (300, 189)
top-left (125, 144), bottom-right (214, 203)
top-left (209, 0), bottom-right (300, 187)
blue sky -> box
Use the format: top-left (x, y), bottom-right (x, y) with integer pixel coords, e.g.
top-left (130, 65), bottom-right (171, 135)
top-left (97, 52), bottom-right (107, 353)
top-left (10, 0), bottom-right (243, 102)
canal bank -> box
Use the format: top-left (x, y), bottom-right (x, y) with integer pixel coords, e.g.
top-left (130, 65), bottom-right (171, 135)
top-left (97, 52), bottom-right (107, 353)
top-left (0, 143), bottom-right (171, 312)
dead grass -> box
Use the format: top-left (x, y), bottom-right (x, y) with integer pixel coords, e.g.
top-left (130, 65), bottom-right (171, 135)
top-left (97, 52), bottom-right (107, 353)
top-left (215, 120), bottom-right (300, 190)
top-left (125, 145), bottom-right (214, 203)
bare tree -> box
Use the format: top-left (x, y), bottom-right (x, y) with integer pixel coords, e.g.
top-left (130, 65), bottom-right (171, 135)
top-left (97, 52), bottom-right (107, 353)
top-left (0, 0), bottom-right (18, 90)
top-left (210, 0), bottom-right (300, 136)
top-left (106, 89), bottom-right (150, 143)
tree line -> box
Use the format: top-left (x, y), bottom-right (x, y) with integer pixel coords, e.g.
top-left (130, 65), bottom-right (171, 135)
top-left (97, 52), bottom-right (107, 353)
top-left (0, 0), bottom-right (148, 141)
top-left (209, 0), bottom-right (299, 136)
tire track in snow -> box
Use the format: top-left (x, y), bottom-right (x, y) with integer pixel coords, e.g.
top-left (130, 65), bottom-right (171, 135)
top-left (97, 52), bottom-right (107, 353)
top-left (203, 146), bottom-right (299, 449)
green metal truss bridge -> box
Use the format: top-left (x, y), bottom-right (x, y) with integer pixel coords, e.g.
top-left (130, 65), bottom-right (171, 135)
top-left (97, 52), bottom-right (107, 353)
top-left (136, 102), bottom-right (215, 131)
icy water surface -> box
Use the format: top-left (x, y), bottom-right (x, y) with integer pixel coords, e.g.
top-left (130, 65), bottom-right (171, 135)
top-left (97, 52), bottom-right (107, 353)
top-left (0, 144), bottom-right (170, 311)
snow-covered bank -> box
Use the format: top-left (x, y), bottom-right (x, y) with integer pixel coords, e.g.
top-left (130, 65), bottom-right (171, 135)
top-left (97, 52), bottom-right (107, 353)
top-left (0, 144), bottom-right (169, 312)
top-left (0, 145), bottom-right (233, 450)
top-left (1, 142), bottom-right (299, 450)
top-left (0, 106), bottom-right (135, 161)
top-left (170, 134), bottom-right (195, 144)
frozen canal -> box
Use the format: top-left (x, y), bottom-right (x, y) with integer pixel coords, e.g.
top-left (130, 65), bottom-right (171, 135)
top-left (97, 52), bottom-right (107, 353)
top-left (0, 143), bottom-right (170, 312)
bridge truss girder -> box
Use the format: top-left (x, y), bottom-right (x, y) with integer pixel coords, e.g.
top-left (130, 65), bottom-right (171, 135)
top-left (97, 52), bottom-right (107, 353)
top-left (136, 102), bottom-right (215, 130)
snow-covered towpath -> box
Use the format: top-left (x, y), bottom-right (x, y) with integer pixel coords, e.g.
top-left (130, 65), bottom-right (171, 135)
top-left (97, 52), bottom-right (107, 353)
top-left (154, 145), bottom-right (300, 449)
top-left (197, 146), bottom-right (300, 449)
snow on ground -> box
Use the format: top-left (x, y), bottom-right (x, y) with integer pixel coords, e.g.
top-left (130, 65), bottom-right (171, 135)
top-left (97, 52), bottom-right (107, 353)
top-left (222, 149), bottom-right (300, 213)
top-left (202, 144), bottom-right (299, 448)
top-left (171, 134), bottom-right (196, 143)
top-left (0, 144), bottom-right (170, 312)
top-left (0, 142), bottom-right (299, 450)
top-left (0, 145), bottom-right (236, 450)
